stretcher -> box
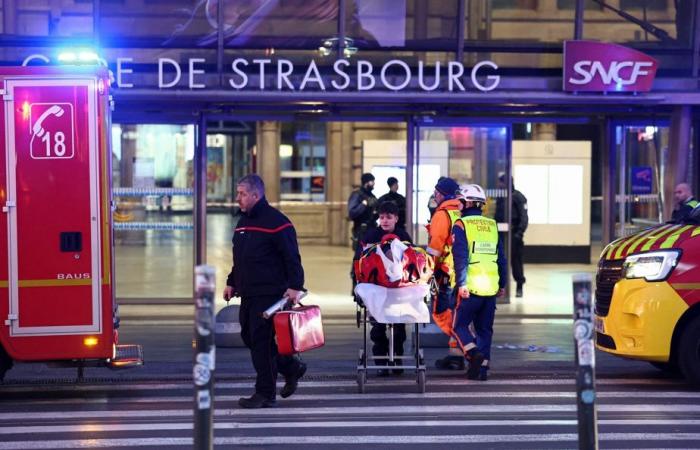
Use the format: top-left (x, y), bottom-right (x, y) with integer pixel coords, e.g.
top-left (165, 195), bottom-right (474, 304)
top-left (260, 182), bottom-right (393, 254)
top-left (353, 283), bottom-right (430, 393)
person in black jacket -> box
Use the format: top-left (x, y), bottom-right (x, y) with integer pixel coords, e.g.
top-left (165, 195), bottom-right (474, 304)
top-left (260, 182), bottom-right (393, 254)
top-left (495, 174), bottom-right (529, 297)
top-left (348, 173), bottom-right (379, 251)
top-left (378, 177), bottom-right (407, 229)
top-left (224, 174), bottom-right (307, 409)
top-left (354, 201), bottom-right (412, 376)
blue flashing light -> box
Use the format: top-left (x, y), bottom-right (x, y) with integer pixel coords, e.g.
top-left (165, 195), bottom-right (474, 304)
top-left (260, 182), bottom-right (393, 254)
top-left (57, 49), bottom-right (104, 66)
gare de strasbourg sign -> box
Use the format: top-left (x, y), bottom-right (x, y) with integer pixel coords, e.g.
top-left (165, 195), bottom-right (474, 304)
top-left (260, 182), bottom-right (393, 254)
top-left (24, 40), bottom-right (658, 94)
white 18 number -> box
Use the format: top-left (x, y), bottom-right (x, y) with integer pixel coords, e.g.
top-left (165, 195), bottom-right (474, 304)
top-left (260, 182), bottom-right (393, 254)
top-left (41, 131), bottom-right (66, 157)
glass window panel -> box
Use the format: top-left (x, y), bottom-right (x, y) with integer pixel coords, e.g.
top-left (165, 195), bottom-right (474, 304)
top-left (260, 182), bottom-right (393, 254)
top-left (557, 0), bottom-right (601, 9)
top-left (583, 1), bottom-right (691, 48)
top-left (112, 124), bottom-right (195, 299)
top-left (99, 0), bottom-right (214, 46)
top-left (477, 1), bottom-right (575, 43)
top-left (348, 0), bottom-right (457, 50)
top-left (211, 0), bottom-right (339, 49)
top-left (492, 0), bottom-right (537, 9)
top-left (279, 122), bottom-right (327, 202)
top-left (11, 0), bottom-right (93, 36)
top-left (620, 0), bottom-right (668, 10)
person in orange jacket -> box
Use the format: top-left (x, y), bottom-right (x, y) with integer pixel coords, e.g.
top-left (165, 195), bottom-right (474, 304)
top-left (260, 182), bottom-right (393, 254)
top-left (426, 177), bottom-right (465, 370)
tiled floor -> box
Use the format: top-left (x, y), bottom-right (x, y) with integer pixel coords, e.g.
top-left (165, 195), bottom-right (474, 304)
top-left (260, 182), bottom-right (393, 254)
top-left (115, 212), bottom-right (600, 317)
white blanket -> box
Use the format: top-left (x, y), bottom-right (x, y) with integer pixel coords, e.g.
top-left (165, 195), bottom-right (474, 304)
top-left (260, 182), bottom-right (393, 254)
top-left (354, 283), bottom-right (430, 324)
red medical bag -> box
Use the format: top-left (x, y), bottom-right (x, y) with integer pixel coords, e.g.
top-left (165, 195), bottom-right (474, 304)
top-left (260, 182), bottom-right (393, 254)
top-left (273, 305), bottom-right (325, 356)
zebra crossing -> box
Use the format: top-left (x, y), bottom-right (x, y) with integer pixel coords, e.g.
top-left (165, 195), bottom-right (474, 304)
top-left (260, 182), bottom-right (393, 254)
top-left (0, 375), bottom-right (699, 449)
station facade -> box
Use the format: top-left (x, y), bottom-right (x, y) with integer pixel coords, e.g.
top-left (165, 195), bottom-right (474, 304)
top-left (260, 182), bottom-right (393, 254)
top-left (1, 1), bottom-right (699, 300)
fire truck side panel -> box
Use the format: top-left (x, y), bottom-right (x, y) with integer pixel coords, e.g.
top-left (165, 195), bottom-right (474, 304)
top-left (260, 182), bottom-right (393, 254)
top-left (0, 88), bottom-right (7, 350)
top-left (1, 72), bottom-right (113, 361)
top-left (669, 232), bottom-right (700, 308)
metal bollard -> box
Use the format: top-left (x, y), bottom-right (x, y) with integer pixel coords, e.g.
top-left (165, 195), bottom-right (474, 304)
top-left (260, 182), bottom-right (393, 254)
top-left (572, 273), bottom-right (599, 450)
top-left (193, 265), bottom-right (216, 450)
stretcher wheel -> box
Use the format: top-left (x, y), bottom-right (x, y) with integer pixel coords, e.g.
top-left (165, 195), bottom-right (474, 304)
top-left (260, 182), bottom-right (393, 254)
top-left (357, 369), bottom-right (366, 393)
top-left (417, 369), bottom-right (426, 393)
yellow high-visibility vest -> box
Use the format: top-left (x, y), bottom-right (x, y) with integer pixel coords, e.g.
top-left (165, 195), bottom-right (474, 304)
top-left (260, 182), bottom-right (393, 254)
top-left (459, 215), bottom-right (500, 296)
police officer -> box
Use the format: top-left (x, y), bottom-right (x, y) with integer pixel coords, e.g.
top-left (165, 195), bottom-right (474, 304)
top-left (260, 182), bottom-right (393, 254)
top-left (377, 177), bottom-right (407, 228)
top-left (671, 182), bottom-right (698, 223)
top-left (348, 173), bottom-right (379, 251)
top-left (451, 184), bottom-right (507, 381)
top-left (224, 174), bottom-right (307, 409)
top-left (427, 177), bottom-right (465, 371)
top-left (496, 174), bottom-right (528, 297)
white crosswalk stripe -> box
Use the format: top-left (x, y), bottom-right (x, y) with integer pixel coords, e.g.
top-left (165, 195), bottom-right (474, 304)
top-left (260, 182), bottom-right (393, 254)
top-left (0, 376), bottom-right (698, 449)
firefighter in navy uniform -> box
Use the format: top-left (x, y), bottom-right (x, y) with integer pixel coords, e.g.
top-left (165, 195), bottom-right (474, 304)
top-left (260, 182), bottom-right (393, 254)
top-left (354, 201), bottom-right (412, 376)
top-left (224, 174), bottom-right (307, 409)
top-left (451, 184), bottom-right (507, 381)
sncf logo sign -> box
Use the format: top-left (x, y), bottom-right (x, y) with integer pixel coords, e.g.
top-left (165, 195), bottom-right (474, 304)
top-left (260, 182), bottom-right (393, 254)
top-left (563, 41), bottom-right (658, 93)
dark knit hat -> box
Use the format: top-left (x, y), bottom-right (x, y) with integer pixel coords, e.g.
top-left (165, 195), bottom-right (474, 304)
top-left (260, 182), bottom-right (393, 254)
top-left (435, 177), bottom-right (460, 199)
top-left (361, 173), bottom-right (375, 184)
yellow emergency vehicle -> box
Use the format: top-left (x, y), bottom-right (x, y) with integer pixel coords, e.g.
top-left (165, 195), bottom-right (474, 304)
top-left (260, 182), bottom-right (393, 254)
top-left (595, 215), bottom-right (700, 385)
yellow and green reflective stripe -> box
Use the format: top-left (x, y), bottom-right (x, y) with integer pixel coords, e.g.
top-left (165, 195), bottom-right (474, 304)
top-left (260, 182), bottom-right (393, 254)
top-left (640, 225), bottom-right (681, 252)
top-left (604, 237), bottom-right (626, 259)
top-left (692, 227), bottom-right (700, 237)
top-left (619, 225), bottom-right (670, 258)
top-left (658, 225), bottom-right (693, 249)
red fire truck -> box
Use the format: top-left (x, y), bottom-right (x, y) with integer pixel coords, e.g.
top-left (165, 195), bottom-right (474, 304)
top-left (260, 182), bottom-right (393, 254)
top-left (0, 65), bottom-right (142, 380)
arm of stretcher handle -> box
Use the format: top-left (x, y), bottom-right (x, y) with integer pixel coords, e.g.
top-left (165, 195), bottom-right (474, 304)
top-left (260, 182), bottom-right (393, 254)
top-left (262, 291), bottom-right (308, 319)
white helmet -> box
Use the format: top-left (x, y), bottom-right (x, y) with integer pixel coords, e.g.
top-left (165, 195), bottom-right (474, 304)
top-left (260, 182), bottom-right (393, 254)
top-left (460, 184), bottom-right (487, 203)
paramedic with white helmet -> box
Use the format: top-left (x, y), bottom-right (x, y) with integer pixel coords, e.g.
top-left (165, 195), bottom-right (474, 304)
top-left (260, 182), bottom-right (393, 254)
top-left (450, 184), bottom-right (507, 381)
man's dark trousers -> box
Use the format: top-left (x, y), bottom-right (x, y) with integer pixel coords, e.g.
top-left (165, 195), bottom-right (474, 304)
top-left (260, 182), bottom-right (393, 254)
top-left (511, 236), bottom-right (525, 286)
top-left (239, 295), bottom-right (302, 400)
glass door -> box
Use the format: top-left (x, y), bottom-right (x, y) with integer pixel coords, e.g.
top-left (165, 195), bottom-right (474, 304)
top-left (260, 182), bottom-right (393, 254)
top-left (412, 122), bottom-right (511, 245)
top-left (612, 123), bottom-right (667, 239)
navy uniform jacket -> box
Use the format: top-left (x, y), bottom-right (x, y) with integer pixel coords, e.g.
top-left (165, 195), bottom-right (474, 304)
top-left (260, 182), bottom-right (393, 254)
top-left (226, 197), bottom-right (304, 298)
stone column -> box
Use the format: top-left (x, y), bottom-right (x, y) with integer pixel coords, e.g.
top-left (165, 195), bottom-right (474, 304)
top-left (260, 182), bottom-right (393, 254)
top-left (664, 106), bottom-right (692, 219)
top-left (256, 121), bottom-right (281, 203)
top-left (327, 123), bottom-right (345, 245)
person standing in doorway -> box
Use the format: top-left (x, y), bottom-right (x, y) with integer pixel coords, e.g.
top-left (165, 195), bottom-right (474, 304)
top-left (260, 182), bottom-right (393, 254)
top-left (348, 173), bottom-right (379, 251)
top-left (671, 182), bottom-right (698, 223)
top-left (224, 174), bottom-right (307, 409)
top-left (378, 177), bottom-right (407, 229)
top-left (452, 184), bottom-right (507, 381)
top-left (496, 174), bottom-right (528, 298)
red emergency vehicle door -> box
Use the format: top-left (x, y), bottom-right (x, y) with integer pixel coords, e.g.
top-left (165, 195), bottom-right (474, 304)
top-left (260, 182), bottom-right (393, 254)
top-left (4, 78), bottom-right (102, 336)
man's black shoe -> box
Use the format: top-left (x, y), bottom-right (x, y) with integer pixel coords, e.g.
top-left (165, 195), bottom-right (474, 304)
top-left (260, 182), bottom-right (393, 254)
top-left (466, 352), bottom-right (485, 380)
top-left (280, 363), bottom-right (307, 399)
top-left (238, 393), bottom-right (276, 409)
top-left (515, 284), bottom-right (523, 298)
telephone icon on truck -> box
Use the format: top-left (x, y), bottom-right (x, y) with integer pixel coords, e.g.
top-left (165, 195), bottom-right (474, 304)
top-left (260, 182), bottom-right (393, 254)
top-left (32, 105), bottom-right (65, 138)
top-left (29, 103), bottom-right (74, 160)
